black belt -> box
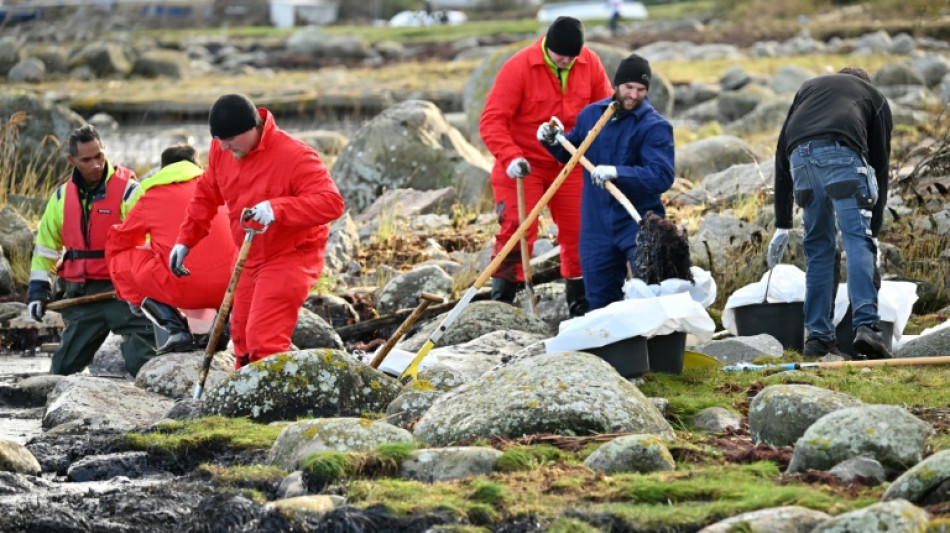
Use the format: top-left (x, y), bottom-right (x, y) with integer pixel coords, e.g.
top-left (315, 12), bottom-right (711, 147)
top-left (63, 249), bottom-right (105, 260)
top-left (799, 138), bottom-right (840, 150)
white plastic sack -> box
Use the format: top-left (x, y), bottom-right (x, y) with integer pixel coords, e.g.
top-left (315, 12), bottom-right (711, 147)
top-left (623, 266), bottom-right (717, 308)
top-left (833, 281), bottom-right (918, 341)
top-left (544, 292), bottom-right (715, 353)
top-left (722, 264), bottom-right (806, 335)
top-left (375, 347), bottom-right (439, 378)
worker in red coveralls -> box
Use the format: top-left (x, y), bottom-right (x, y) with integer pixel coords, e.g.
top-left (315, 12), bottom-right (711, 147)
top-left (105, 143), bottom-right (236, 355)
top-left (479, 16), bottom-right (613, 317)
top-left (169, 94), bottom-right (344, 369)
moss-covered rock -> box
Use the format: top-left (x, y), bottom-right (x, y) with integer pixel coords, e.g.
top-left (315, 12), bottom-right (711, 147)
top-left (203, 349), bottom-right (401, 423)
top-left (269, 417), bottom-right (412, 470)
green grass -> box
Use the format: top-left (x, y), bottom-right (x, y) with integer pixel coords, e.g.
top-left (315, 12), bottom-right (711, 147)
top-left (116, 416), bottom-right (286, 456)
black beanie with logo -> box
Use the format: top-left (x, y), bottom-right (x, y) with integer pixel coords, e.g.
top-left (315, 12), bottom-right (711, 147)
top-left (613, 54), bottom-right (652, 89)
top-left (209, 93), bottom-right (260, 139)
top-left (545, 16), bottom-right (584, 57)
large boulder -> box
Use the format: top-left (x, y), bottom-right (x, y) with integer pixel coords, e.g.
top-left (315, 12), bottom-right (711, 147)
top-left (787, 405), bottom-right (932, 475)
top-left (202, 349), bottom-right (402, 423)
top-left (68, 42), bottom-right (133, 78)
top-left (883, 449), bottom-right (950, 505)
top-left (42, 376), bottom-right (175, 432)
top-left (698, 506), bottom-right (831, 533)
top-left (0, 91), bottom-right (85, 185)
top-left (268, 417), bottom-right (412, 470)
top-left (332, 100), bottom-right (492, 213)
top-left (413, 351), bottom-right (674, 446)
top-left (675, 135), bottom-right (759, 182)
top-left (749, 384), bottom-right (864, 446)
top-left (134, 351), bottom-right (233, 399)
top-left (398, 300), bottom-right (553, 352)
top-left (375, 265), bottom-right (454, 314)
top-left (291, 307), bottom-right (344, 350)
top-left (131, 49), bottom-right (190, 79)
top-left (811, 499), bottom-right (929, 532)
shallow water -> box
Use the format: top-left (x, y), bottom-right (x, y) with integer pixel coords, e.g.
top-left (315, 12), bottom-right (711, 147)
top-left (0, 354), bottom-right (51, 444)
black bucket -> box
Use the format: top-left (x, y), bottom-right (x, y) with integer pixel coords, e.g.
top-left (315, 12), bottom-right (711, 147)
top-left (587, 336), bottom-right (650, 378)
top-left (835, 306), bottom-right (894, 357)
top-left (733, 301), bottom-right (805, 353)
top-left (647, 331), bottom-right (687, 375)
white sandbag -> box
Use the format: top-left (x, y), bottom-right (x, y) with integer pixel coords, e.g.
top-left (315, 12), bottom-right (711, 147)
top-left (544, 292), bottom-right (715, 353)
top-left (722, 264), bottom-right (806, 335)
top-left (833, 281), bottom-right (918, 341)
top-left (623, 266), bottom-right (717, 307)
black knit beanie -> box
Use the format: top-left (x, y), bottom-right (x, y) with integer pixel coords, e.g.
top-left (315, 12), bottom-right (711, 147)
top-left (545, 16), bottom-right (584, 57)
top-left (209, 93), bottom-right (260, 139)
top-left (613, 54), bottom-right (652, 89)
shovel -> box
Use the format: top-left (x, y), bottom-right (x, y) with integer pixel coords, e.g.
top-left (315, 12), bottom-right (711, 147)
top-left (193, 209), bottom-right (268, 399)
top-left (45, 290), bottom-right (117, 311)
top-left (399, 101), bottom-right (619, 381)
top-left (370, 292), bottom-right (444, 369)
top-left (515, 178), bottom-right (539, 315)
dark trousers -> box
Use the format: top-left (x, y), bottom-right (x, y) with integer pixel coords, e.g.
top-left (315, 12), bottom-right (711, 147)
top-left (52, 279), bottom-right (157, 377)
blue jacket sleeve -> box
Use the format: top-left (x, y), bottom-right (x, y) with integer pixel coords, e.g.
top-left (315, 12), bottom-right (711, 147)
top-left (614, 119), bottom-right (675, 197)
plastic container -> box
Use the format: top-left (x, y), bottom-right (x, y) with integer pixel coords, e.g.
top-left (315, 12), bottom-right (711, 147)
top-left (647, 331), bottom-right (687, 375)
top-left (835, 306), bottom-right (894, 357)
top-left (733, 301), bottom-right (805, 353)
top-left (586, 336), bottom-right (650, 378)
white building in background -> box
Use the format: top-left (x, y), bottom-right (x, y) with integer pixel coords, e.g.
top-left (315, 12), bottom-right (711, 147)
top-left (537, 1), bottom-right (647, 23)
top-left (269, 0), bottom-right (340, 28)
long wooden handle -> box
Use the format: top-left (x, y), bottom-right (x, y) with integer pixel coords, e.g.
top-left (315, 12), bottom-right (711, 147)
top-left (554, 129), bottom-right (642, 224)
top-left (370, 292), bottom-right (444, 369)
top-left (400, 102), bottom-right (618, 381)
top-left (193, 230), bottom-right (256, 399)
top-left (515, 179), bottom-right (538, 315)
top-left (46, 291), bottom-right (117, 311)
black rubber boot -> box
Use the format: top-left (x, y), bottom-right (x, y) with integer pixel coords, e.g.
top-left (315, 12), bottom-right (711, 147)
top-left (491, 277), bottom-right (518, 305)
top-left (141, 297), bottom-right (194, 355)
top-left (565, 277), bottom-right (590, 318)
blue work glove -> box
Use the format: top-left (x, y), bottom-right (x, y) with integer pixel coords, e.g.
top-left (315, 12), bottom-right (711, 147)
top-left (244, 200), bottom-right (275, 225)
top-left (536, 116), bottom-right (564, 146)
top-left (27, 279), bottom-right (51, 322)
top-left (506, 158), bottom-right (530, 179)
top-left (767, 228), bottom-right (790, 268)
top-left (591, 165), bottom-right (617, 189)
top-left (169, 244), bottom-right (191, 277)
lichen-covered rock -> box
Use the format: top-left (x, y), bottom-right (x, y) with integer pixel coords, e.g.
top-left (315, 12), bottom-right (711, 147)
top-left (883, 449), bottom-right (950, 505)
top-left (134, 351), bottom-right (233, 399)
top-left (332, 99), bottom-right (491, 212)
top-left (698, 505), bottom-right (831, 533)
top-left (401, 446), bottom-right (503, 483)
top-left (811, 499), bottom-right (929, 532)
top-left (583, 434), bottom-right (675, 474)
top-left (689, 407), bottom-right (741, 435)
top-left (385, 388), bottom-right (443, 427)
top-left (399, 301), bottom-right (553, 352)
top-left (203, 350), bottom-right (401, 423)
top-left (749, 384), bottom-right (864, 446)
top-left (413, 351), bottom-right (674, 446)
top-left (426, 330), bottom-right (547, 382)
top-left (268, 417), bottom-right (412, 470)
top-left (787, 405), bottom-right (932, 475)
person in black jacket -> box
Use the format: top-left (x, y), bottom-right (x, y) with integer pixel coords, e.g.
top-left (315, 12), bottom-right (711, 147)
top-left (768, 66), bottom-right (893, 360)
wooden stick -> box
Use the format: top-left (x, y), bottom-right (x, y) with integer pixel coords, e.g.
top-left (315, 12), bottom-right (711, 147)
top-left (46, 290), bottom-right (117, 311)
top-left (515, 178), bottom-right (539, 315)
top-left (369, 292), bottom-right (444, 369)
top-left (723, 355), bottom-right (950, 373)
top-left (554, 129), bottom-right (641, 224)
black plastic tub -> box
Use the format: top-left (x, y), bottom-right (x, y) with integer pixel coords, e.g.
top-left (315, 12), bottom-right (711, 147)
top-left (733, 301), bottom-right (805, 353)
top-left (647, 331), bottom-right (687, 375)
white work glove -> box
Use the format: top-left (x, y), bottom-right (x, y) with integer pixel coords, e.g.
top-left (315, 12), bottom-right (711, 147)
top-left (169, 244), bottom-right (191, 277)
top-left (28, 301), bottom-right (44, 322)
top-left (767, 228), bottom-right (790, 268)
top-left (591, 165), bottom-right (617, 189)
top-left (506, 158), bottom-right (531, 179)
top-left (128, 301), bottom-right (144, 318)
top-left (245, 200), bottom-right (275, 225)
top-left (536, 116), bottom-right (564, 146)
top-left (872, 237), bottom-right (881, 268)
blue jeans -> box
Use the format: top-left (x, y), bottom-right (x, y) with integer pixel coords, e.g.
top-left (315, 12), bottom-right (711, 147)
top-left (790, 140), bottom-right (880, 343)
